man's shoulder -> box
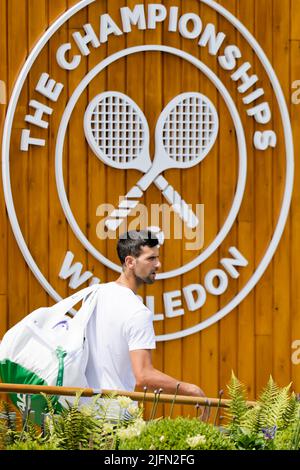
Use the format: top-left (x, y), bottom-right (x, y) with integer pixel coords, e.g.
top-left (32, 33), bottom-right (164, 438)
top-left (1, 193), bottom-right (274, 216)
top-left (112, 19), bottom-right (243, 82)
top-left (100, 281), bottom-right (135, 297)
top-left (100, 282), bottom-right (149, 314)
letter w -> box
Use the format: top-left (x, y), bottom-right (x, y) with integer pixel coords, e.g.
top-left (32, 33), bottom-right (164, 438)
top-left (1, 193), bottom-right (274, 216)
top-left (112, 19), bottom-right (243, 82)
top-left (59, 251), bottom-right (96, 289)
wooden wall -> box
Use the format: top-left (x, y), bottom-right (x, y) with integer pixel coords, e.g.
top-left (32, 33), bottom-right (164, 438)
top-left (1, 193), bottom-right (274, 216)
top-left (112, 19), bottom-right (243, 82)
top-left (0, 0), bottom-right (299, 413)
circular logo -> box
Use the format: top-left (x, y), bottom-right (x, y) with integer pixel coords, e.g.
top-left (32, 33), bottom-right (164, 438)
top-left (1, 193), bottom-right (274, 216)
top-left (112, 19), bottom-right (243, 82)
top-left (2, 0), bottom-right (294, 341)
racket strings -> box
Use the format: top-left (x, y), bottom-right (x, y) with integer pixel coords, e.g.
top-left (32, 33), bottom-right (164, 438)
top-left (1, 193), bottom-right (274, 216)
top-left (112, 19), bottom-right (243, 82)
top-left (89, 95), bottom-right (145, 164)
top-left (162, 96), bottom-right (217, 162)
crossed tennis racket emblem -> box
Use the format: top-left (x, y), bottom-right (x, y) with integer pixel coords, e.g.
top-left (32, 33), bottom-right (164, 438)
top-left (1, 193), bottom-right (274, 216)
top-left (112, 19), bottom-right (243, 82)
top-left (84, 91), bottom-right (219, 231)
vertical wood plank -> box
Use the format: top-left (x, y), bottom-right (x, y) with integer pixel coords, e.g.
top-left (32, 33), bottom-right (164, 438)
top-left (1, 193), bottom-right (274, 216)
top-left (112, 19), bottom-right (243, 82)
top-left (0, 294), bottom-right (8, 401)
top-left (291, 0), bottom-right (300, 39)
top-left (290, 37), bottom-right (300, 392)
top-left (28, 0), bottom-right (49, 311)
top-left (272, 0), bottom-right (291, 387)
top-left (0, 0), bottom-right (8, 300)
top-left (67, 2), bottom-right (88, 294)
top-left (87, 0), bottom-right (108, 286)
top-left (254, 0), bottom-right (274, 394)
top-left (48, 0), bottom-right (69, 303)
top-left (199, 0), bottom-right (220, 404)
top-left (106, 0), bottom-right (126, 280)
top-left (162, 0), bottom-right (183, 417)
top-left (144, 0), bottom-right (165, 418)
top-left (8, 0), bottom-right (29, 326)
top-left (217, 0), bottom-right (238, 396)
top-left (256, 335), bottom-right (273, 390)
top-left (236, 0), bottom-right (255, 399)
top-left (181, 0), bottom-right (201, 417)
top-left (0, 295), bottom-right (7, 341)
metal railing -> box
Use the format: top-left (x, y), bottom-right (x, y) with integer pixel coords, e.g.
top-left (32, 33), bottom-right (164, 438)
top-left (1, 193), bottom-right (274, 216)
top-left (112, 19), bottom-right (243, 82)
top-left (0, 382), bottom-right (257, 408)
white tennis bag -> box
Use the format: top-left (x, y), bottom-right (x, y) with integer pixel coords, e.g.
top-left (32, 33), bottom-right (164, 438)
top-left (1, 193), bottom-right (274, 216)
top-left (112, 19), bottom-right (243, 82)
top-left (0, 284), bottom-right (101, 424)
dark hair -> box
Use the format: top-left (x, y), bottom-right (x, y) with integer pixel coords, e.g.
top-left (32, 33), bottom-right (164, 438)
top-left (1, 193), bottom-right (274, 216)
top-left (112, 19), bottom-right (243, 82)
top-left (117, 230), bottom-right (159, 264)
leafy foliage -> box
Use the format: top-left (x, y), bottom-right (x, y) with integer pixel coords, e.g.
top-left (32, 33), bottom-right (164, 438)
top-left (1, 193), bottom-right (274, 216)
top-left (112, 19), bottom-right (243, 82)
top-left (240, 378), bottom-right (296, 433)
top-left (0, 400), bottom-right (18, 449)
top-left (7, 438), bottom-right (59, 450)
top-left (119, 417), bottom-right (236, 450)
top-left (42, 392), bottom-right (145, 450)
top-left (0, 393), bottom-right (144, 450)
top-left (225, 373), bottom-right (300, 450)
top-left (44, 393), bottom-right (113, 450)
top-left (229, 427), bottom-right (268, 450)
top-left (1, 377), bottom-right (300, 451)
top-left (276, 408), bottom-right (300, 451)
top-left (225, 372), bottom-right (249, 429)
top-left (291, 411), bottom-right (300, 450)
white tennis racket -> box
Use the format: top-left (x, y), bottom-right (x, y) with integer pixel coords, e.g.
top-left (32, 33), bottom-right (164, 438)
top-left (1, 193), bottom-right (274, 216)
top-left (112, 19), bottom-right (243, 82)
top-left (101, 92), bottom-right (219, 231)
top-left (84, 91), bottom-right (200, 230)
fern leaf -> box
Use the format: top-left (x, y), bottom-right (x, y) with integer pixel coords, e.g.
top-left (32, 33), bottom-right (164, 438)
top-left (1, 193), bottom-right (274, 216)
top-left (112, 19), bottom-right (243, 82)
top-left (240, 405), bottom-right (262, 433)
top-left (225, 371), bottom-right (249, 427)
top-left (257, 380), bottom-right (292, 430)
top-left (281, 393), bottom-right (299, 426)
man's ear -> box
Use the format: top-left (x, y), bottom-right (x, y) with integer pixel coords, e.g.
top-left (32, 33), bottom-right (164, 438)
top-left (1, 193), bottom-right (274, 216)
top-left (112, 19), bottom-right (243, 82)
top-left (124, 255), bottom-right (136, 270)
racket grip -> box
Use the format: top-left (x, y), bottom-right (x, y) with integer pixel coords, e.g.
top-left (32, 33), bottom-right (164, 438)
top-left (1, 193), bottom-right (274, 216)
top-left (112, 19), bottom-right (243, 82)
top-left (105, 186), bottom-right (143, 231)
top-left (154, 176), bottom-right (199, 229)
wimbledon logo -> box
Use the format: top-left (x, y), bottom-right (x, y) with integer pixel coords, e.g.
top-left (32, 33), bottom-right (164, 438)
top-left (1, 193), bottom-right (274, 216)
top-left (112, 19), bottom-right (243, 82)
top-left (2, 0), bottom-right (294, 341)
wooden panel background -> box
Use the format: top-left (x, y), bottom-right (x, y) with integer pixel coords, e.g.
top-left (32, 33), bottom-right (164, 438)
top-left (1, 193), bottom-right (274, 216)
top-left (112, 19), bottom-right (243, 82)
top-left (0, 0), bottom-right (299, 415)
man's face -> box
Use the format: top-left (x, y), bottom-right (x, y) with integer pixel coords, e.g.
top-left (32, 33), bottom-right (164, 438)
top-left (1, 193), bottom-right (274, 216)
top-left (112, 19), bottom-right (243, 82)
top-left (131, 245), bottom-right (161, 285)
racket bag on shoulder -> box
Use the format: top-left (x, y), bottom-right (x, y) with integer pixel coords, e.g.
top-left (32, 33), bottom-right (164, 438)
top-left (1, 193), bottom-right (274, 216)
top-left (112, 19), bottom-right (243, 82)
top-left (0, 284), bottom-right (101, 424)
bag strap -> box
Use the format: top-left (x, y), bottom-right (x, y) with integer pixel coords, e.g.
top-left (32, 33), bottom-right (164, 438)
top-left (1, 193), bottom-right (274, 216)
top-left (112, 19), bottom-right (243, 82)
top-left (69, 285), bottom-right (102, 330)
top-left (28, 284), bottom-right (101, 324)
top-left (53, 284), bottom-right (101, 315)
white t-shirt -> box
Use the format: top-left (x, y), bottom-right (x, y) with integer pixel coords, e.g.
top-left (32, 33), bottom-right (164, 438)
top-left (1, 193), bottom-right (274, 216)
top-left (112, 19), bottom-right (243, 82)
top-left (85, 282), bottom-right (156, 392)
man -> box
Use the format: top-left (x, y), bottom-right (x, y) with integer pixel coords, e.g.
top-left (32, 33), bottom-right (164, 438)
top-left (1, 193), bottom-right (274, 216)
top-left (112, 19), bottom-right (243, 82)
top-left (86, 229), bottom-right (205, 406)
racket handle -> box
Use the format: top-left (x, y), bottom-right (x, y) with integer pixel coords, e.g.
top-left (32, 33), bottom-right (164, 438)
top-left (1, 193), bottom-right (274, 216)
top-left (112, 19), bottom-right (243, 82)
top-left (105, 178), bottom-right (199, 231)
top-left (154, 176), bottom-right (199, 229)
top-left (105, 186), bottom-right (143, 231)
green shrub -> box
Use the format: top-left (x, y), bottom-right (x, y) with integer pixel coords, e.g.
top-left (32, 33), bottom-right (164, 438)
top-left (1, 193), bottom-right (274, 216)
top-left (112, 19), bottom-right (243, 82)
top-left (273, 417), bottom-right (300, 450)
top-left (118, 417), bottom-right (236, 450)
top-left (225, 373), bottom-right (300, 450)
top-left (1, 377), bottom-right (299, 451)
top-left (7, 440), bottom-right (59, 450)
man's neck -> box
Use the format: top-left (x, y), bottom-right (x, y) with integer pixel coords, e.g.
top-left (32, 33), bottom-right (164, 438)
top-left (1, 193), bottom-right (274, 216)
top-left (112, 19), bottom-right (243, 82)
top-left (115, 273), bottom-right (141, 294)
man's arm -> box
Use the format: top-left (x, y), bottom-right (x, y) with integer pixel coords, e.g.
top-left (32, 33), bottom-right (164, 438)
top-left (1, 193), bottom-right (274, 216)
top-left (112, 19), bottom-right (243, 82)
top-left (130, 349), bottom-right (205, 397)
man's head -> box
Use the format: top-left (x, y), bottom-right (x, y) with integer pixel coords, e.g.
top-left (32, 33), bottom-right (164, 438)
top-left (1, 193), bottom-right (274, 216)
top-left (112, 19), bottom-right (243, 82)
top-left (117, 230), bottom-right (161, 285)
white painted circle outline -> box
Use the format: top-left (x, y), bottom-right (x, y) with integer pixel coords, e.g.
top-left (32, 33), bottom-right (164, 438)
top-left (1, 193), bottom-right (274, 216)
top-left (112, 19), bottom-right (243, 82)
top-left (1, 0), bottom-right (294, 342)
top-left (55, 45), bottom-right (247, 277)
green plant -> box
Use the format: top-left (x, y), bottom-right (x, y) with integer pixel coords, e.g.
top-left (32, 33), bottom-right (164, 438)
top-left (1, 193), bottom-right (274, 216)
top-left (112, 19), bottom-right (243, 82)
top-left (241, 378), bottom-right (296, 433)
top-left (0, 414), bottom-right (8, 450)
top-left (291, 410), bottom-right (300, 450)
top-left (0, 392), bottom-right (144, 450)
top-left (118, 417), bottom-right (236, 450)
top-left (42, 393), bottom-right (111, 450)
top-left (225, 372), bottom-right (249, 430)
top-left (0, 400), bottom-right (18, 449)
top-left (229, 427), bottom-right (268, 450)
top-left (1, 379), bottom-right (299, 451)
top-left (272, 410), bottom-right (300, 450)
top-left (7, 438), bottom-right (59, 450)
top-left (42, 392), bottom-right (144, 450)
top-left (225, 373), bottom-right (300, 450)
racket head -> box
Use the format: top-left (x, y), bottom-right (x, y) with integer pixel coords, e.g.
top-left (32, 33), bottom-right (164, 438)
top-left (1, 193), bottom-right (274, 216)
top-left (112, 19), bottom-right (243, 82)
top-left (84, 91), bottom-right (151, 172)
top-left (155, 92), bottom-right (219, 170)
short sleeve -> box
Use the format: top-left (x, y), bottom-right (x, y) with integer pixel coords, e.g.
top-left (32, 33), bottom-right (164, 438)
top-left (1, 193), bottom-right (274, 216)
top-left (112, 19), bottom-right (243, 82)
top-left (124, 309), bottom-right (156, 351)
